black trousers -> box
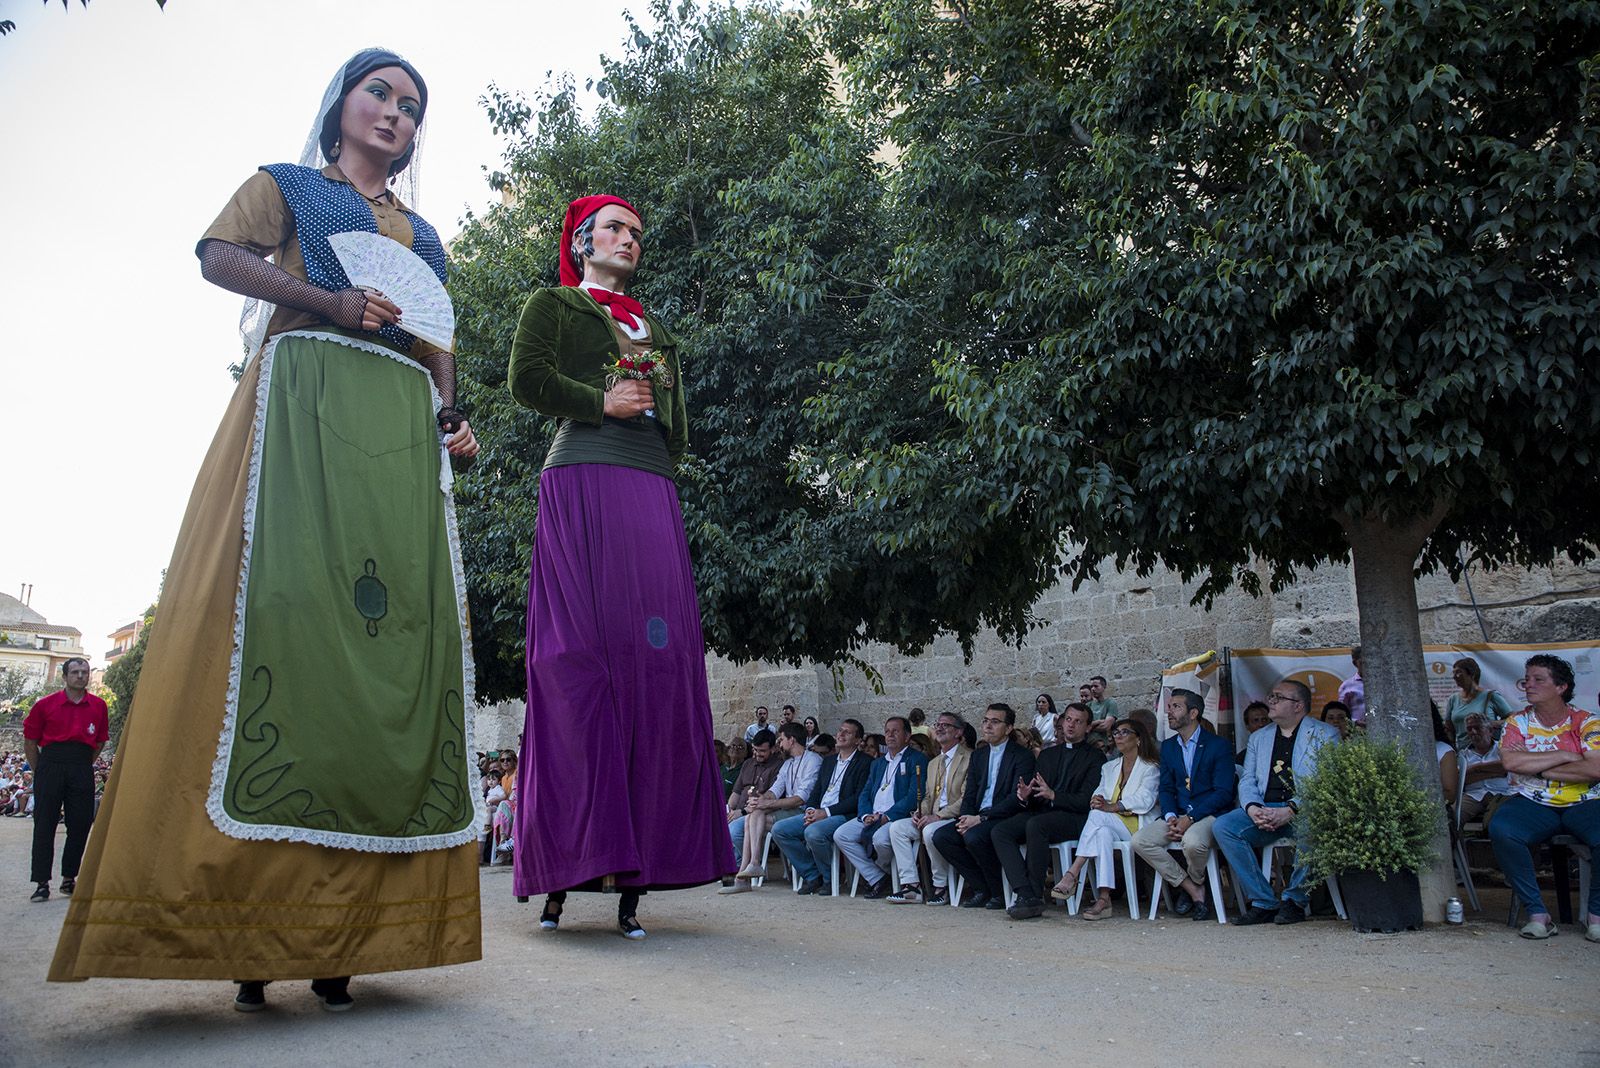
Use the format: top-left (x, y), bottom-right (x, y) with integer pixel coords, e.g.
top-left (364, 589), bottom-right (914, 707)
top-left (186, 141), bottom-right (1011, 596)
top-left (993, 809), bottom-right (1088, 903)
top-left (931, 819), bottom-right (1005, 900)
top-left (32, 756), bottom-right (95, 884)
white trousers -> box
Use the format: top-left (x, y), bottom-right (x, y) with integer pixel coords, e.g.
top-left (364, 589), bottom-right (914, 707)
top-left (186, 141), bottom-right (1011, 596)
top-left (1078, 809), bottom-right (1136, 888)
top-left (834, 817), bottom-right (895, 884)
top-left (889, 816), bottom-right (955, 888)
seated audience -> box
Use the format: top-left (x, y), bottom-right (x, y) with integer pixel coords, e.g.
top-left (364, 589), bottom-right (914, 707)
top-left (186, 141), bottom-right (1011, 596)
top-left (887, 711), bottom-right (972, 905)
top-left (1032, 693), bottom-right (1059, 745)
top-left (908, 733), bottom-right (937, 759)
top-left (1057, 718), bottom-right (1160, 920)
top-left (1432, 702), bottom-right (1460, 802)
top-left (1445, 656), bottom-right (1515, 747)
top-left (772, 720), bottom-right (870, 894)
top-left (804, 716), bottom-right (821, 748)
top-left (1132, 688), bottom-right (1237, 921)
top-left (908, 707), bottom-right (931, 739)
top-left (862, 733), bottom-right (884, 760)
top-left (722, 723), bottom-right (821, 894)
top-left (1488, 654), bottom-right (1600, 941)
top-left (811, 733), bottom-right (836, 759)
top-left (1320, 700), bottom-right (1352, 739)
top-left (834, 717), bottom-right (929, 898)
top-left (932, 703), bottom-right (1039, 910)
top-left (1214, 679), bottom-right (1341, 926)
top-left (989, 703), bottom-right (1100, 919)
top-left (725, 730), bottom-right (782, 876)
top-left (722, 738), bottom-right (750, 798)
top-left (1013, 726), bottom-right (1044, 759)
top-left (1458, 713), bottom-right (1512, 823)
top-left (1236, 701), bottom-right (1270, 765)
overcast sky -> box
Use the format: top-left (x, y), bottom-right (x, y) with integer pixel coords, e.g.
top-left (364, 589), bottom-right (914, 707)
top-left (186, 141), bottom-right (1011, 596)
top-left (0, 0), bottom-right (631, 661)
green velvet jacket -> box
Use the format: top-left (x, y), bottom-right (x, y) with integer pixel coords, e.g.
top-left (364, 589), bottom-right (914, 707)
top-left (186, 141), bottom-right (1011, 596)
top-left (507, 286), bottom-right (687, 464)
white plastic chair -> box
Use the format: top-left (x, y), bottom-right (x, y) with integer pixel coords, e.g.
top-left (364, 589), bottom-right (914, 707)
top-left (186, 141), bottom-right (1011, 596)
top-left (1233, 837), bottom-right (1345, 919)
top-left (1071, 839), bottom-right (1144, 919)
top-left (1148, 844), bottom-right (1228, 923)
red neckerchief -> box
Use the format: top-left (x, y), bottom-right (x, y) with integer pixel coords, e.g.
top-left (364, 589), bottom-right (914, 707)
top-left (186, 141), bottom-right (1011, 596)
top-left (585, 287), bottom-right (643, 331)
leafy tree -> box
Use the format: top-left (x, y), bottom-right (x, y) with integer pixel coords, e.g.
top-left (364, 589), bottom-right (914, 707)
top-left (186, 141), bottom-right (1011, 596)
top-left (103, 603), bottom-right (154, 746)
top-left (0, 664), bottom-right (35, 717)
top-left (784, 0), bottom-right (1600, 915)
top-left (450, 0), bottom-right (1057, 701)
top-left (0, 0), bottom-right (166, 38)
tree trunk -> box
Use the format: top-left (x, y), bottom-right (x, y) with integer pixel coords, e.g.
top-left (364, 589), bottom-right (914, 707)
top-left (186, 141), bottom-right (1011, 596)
top-left (1341, 509), bottom-right (1455, 923)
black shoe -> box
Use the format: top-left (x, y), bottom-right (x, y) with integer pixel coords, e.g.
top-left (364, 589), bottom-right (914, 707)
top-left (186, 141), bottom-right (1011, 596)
top-left (984, 896), bottom-right (1005, 910)
top-left (796, 878), bottom-right (824, 896)
top-left (29, 883), bottom-right (48, 903)
top-left (1006, 897), bottom-right (1045, 920)
top-left (1273, 900), bottom-right (1307, 925)
top-left (618, 915), bottom-right (647, 940)
top-left (539, 893), bottom-right (565, 931)
top-left (960, 892), bottom-right (991, 909)
top-left (1235, 904), bottom-right (1279, 926)
top-left (1191, 898), bottom-right (1214, 923)
top-left (59, 877), bottom-right (76, 896)
top-left (233, 981), bottom-right (269, 1012)
top-left (1172, 891), bottom-right (1195, 916)
top-left (864, 879), bottom-right (893, 900)
top-left (310, 977), bottom-right (354, 1012)
top-left (925, 889), bottom-right (950, 907)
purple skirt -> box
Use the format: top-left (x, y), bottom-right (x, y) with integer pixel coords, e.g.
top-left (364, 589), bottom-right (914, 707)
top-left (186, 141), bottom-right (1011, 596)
top-left (511, 463), bottom-right (734, 896)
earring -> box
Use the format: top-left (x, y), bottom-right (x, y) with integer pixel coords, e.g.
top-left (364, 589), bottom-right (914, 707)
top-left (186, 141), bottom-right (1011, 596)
top-left (329, 139), bottom-right (341, 161)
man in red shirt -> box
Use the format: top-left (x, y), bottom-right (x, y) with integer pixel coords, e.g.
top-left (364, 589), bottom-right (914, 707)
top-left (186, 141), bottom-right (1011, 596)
top-left (23, 658), bottom-right (108, 902)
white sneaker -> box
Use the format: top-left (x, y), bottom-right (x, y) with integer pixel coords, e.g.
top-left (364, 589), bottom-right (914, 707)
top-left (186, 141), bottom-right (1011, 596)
top-left (1586, 921), bottom-right (1600, 944)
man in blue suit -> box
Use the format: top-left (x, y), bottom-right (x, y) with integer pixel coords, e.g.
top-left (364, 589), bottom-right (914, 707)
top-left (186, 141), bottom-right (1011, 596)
top-left (1214, 678), bottom-right (1341, 925)
top-left (1132, 688), bottom-right (1236, 921)
top-left (834, 716), bottom-right (929, 898)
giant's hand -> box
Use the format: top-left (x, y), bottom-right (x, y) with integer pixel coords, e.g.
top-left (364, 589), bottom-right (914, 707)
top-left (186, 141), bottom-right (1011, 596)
top-left (604, 379), bottom-right (654, 419)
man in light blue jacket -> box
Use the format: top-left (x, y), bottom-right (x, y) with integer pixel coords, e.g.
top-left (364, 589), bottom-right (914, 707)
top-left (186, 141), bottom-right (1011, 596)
top-left (1214, 678), bottom-right (1341, 926)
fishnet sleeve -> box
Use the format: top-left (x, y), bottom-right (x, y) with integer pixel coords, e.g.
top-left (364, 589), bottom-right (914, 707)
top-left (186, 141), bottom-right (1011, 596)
top-left (198, 239), bottom-right (368, 330)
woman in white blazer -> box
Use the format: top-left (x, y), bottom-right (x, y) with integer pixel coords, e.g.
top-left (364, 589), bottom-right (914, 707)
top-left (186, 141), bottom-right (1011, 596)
top-left (1053, 718), bottom-right (1160, 919)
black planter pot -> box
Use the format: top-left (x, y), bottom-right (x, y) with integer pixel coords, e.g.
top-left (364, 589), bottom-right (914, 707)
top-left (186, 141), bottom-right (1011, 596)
top-left (1338, 868), bottom-right (1424, 932)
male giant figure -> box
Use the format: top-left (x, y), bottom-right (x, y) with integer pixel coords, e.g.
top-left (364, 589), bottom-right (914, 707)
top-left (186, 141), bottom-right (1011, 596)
top-left (834, 717), bottom-right (928, 898)
top-left (1214, 678), bottom-right (1340, 925)
top-left (772, 719), bottom-right (871, 894)
top-left (993, 701), bottom-right (1102, 919)
top-left (931, 703), bottom-right (1037, 910)
top-left (1131, 688), bottom-right (1236, 921)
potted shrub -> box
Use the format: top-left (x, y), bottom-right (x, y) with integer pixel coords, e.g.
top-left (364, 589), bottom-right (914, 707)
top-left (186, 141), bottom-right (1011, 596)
top-left (1295, 737), bottom-right (1437, 932)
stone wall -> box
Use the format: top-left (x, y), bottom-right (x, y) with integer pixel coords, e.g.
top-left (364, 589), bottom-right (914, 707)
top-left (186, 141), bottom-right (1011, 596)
top-left (471, 555), bottom-right (1600, 748)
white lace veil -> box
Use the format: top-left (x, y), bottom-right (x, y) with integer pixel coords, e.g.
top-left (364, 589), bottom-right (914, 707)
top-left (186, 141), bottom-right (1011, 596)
top-left (238, 47), bottom-right (428, 355)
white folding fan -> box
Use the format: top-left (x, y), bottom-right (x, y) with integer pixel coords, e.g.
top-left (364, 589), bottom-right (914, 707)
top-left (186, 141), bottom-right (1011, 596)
top-left (328, 231), bottom-right (455, 350)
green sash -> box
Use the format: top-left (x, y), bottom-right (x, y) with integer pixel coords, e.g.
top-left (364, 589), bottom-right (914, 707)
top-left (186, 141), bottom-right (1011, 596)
top-left (209, 332), bottom-right (478, 852)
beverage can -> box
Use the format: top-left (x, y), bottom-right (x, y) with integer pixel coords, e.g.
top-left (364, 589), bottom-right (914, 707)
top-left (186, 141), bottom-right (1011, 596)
top-left (1445, 896), bottom-right (1464, 924)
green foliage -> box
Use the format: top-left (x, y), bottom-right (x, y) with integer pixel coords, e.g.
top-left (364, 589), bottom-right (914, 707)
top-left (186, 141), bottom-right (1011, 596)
top-left (450, 0), bottom-right (1057, 701)
top-left (102, 603), bottom-right (155, 746)
top-left (803, 0), bottom-right (1600, 601)
top-left (1296, 737), bottom-right (1438, 881)
top-left (0, 664), bottom-right (34, 712)
top-left (1, 0), bottom-right (166, 37)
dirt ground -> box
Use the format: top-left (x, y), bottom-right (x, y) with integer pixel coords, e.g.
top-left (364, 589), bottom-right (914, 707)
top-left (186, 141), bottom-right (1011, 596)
top-left (2, 817), bottom-right (1596, 1068)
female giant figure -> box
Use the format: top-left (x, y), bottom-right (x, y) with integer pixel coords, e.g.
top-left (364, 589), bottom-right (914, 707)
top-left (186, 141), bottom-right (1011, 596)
top-left (50, 49), bottom-right (483, 1011)
top-left (508, 196), bottom-right (733, 938)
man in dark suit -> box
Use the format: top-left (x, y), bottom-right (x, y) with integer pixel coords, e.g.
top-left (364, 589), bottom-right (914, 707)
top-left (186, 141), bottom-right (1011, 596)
top-left (994, 701), bottom-right (1103, 918)
top-left (1132, 688), bottom-right (1237, 921)
top-left (772, 719), bottom-right (872, 894)
top-left (931, 703), bottom-right (1037, 910)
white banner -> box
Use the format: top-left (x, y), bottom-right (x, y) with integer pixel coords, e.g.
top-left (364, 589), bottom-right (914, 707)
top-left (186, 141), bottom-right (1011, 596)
top-left (1156, 650), bottom-right (1224, 741)
top-left (1227, 641), bottom-right (1600, 742)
